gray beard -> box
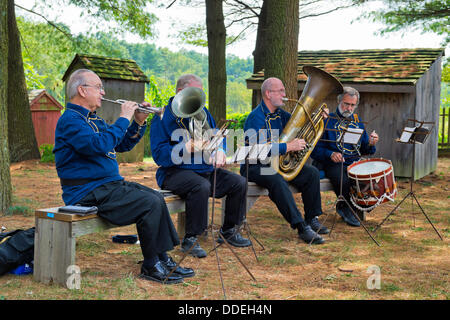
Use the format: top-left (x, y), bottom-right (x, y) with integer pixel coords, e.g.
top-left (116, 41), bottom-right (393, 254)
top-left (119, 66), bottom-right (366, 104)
top-left (338, 104), bottom-right (353, 118)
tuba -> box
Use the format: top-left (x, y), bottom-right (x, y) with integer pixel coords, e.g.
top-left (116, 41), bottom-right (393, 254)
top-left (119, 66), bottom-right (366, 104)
top-left (272, 65), bottom-right (343, 181)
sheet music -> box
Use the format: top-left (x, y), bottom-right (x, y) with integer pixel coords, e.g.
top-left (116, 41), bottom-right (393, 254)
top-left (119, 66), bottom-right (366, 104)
top-left (399, 127), bottom-right (417, 143)
top-left (342, 127), bottom-right (364, 144)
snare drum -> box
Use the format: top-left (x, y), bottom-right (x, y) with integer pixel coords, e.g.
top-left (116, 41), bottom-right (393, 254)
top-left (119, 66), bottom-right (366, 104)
top-left (347, 158), bottom-right (397, 209)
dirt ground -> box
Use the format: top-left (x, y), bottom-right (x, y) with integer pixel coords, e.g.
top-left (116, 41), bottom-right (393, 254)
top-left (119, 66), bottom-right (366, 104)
top-left (1, 157), bottom-right (449, 300)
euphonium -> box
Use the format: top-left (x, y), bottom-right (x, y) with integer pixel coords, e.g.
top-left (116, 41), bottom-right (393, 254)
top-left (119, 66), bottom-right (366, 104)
top-left (272, 65), bottom-right (343, 181)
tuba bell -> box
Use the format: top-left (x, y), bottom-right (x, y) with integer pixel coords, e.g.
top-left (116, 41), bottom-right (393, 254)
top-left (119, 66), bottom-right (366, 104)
top-left (171, 86), bottom-right (211, 149)
top-left (272, 65), bottom-right (343, 181)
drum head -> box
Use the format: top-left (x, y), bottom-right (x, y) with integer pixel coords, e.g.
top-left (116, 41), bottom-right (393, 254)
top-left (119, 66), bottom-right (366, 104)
top-left (348, 160), bottom-right (391, 175)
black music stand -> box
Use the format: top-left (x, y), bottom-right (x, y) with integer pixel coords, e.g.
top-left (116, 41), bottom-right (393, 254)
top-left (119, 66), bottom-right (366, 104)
top-left (207, 124), bottom-right (258, 299)
top-left (165, 122), bottom-right (257, 297)
top-left (373, 120), bottom-right (443, 240)
top-left (319, 117), bottom-right (381, 246)
top-left (225, 144), bottom-right (268, 259)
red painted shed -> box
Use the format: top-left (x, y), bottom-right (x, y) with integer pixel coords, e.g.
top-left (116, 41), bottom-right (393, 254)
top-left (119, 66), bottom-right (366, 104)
top-left (29, 89), bottom-right (63, 147)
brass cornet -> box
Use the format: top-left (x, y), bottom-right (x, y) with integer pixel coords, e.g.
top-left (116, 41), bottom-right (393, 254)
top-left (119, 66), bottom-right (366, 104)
top-left (101, 97), bottom-right (164, 118)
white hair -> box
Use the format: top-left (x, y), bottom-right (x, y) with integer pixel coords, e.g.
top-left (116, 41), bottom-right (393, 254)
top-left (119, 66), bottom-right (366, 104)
top-left (66, 69), bottom-right (96, 100)
top-left (337, 86), bottom-right (360, 106)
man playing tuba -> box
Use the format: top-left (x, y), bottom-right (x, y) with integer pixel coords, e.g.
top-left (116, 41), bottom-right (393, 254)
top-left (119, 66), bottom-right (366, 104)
top-left (241, 77), bottom-right (329, 245)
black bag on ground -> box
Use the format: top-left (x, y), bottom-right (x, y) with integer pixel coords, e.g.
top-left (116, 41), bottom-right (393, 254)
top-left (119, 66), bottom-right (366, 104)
top-left (0, 227), bottom-right (35, 276)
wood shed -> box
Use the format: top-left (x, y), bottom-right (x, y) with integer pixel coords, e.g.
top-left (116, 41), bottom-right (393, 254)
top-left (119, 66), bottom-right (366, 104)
top-left (29, 89), bottom-right (63, 148)
top-left (246, 48), bottom-right (445, 179)
top-left (62, 54), bottom-right (149, 162)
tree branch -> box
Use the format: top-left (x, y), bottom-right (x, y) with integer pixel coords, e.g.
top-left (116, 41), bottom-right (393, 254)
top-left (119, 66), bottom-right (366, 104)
top-left (299, 4), bottom-right (354, 19)
top-left (227, 0), bottom-right (261, 18)
top-left (14, 3), bottom-right (74, 41)
top-left (166, 0), bottom-right (177, 9)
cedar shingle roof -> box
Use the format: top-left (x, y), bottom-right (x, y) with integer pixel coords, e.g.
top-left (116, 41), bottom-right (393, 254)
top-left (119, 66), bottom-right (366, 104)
top-left (247, 48), bottom-right (445, 85)
top-left (62, 54), bottom-right (149, 83)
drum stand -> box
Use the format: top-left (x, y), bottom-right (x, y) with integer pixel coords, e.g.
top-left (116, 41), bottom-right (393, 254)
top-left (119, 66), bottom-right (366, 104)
top-left (327, 154), bottom-right (381, 246)
top-left (321, 120), bottom-right (380, 246)
top-left (373, 121), bottom-right (443, 240)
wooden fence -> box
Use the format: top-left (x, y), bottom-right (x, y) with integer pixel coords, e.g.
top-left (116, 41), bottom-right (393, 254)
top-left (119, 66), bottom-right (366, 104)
top-left (439, 107), bottom-right (450, 149)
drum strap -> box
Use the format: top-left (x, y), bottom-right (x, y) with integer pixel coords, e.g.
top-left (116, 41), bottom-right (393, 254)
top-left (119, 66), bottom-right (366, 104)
top-left (353, 114), bottom-right (359, 122)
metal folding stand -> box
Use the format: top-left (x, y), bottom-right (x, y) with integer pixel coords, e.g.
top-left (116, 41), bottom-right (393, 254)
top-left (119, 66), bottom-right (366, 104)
top-left (373, 120), bottom-right (443, 240)
top-left (207, 143), bottom-right (257, 299)
top-left (208, 143), bottom-right (267, 259)
top-left (165, 122), bottom-right (257, 295)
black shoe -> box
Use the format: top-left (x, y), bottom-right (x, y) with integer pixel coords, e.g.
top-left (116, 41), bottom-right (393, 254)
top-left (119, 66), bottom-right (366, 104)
top-left (336, 206), bottom-right (360, 227)
top-left (139, 261), bottom-right (184, 284)
top-left (298, 225), bottom-right (325, 244)
top-left (217, 227), bottom-right (252, 247)
top-left (161, 256), bottom-right (195, 278)
top-left (307, 217), bottom-right (330, 234)
top-left (181, 236), bottom-right (207, 258)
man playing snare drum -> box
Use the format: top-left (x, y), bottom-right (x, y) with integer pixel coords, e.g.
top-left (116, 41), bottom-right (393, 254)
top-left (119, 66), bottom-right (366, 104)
top-left (311, 86), bottom-right (379, 227)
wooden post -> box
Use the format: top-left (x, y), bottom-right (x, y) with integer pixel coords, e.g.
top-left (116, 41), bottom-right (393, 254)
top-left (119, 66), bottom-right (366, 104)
top-left (34, 217), bottom-right (75, 287)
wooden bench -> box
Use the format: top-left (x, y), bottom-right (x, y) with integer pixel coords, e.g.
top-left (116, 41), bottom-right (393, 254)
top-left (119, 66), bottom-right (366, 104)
top-left (33, 179), bottom-right (335, 287)
top-left (33, 191), bottom-right (187, 287)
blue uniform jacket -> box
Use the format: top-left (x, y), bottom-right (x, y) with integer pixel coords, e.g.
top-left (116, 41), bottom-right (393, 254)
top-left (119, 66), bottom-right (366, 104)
top-left (241, 100), bottom-right (290, 170)
top-left (310, 108), bottom-right (376, 166)
top-left (54, 102), bottom-right (147, 205)
top-left (150, 96), bottom-right (224, 188)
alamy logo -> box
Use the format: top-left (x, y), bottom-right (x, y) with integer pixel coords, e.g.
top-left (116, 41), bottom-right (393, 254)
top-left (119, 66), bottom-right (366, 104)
top-left (66, 265), bottom-right (81, 290)
top-left (366, 265), bottom-right (381, 290)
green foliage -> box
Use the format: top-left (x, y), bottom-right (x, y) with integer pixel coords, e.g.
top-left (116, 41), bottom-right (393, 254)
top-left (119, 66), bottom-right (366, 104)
top-left (31, 0), bottom-right (158, 39)
top-left (226, 111), bottom-right (250, 130)
top-left (39, 144), bottom-right (55, 163)
top-left (4, 205), bottom-right (33, 216)
top-left (18, 16), bottom-right (253, 114)
top-left (23, 57), bottom-right (46, 90)
top-left (355, 0), bottom-right (450, 45)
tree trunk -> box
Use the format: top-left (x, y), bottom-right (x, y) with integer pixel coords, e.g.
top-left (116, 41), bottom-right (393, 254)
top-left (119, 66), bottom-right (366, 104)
top-left (251, 0), bottom-right (268, 109)
top-left (7, 0), bottom-right (40, 162)
top-left (261, 0), bottom-right (299, 112)
top-left (1, 0), bottom-right (12, 212)
top-left (206, 0), bottom-right (227, 125)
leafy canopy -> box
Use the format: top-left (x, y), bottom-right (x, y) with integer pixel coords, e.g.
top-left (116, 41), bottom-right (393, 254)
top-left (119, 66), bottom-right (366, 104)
top-left (355, 0), bottom-right (450, 45)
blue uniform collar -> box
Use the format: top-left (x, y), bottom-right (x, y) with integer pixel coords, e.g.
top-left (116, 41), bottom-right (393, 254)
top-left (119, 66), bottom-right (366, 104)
top-left (66, 102), bottom-right (96, 118)
top-left (260, 100), bottom-right (281, 117)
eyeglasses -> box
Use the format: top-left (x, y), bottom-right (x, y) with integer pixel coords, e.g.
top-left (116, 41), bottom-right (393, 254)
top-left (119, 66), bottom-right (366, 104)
top-left (269, 89), bottom-right (286, 94)
top-left (82, 84), bottom-right (105, 92)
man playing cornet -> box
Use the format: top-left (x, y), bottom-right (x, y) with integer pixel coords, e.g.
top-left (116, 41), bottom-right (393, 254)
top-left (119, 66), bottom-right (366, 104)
top-left (54, 69), bottom-right (193, 284)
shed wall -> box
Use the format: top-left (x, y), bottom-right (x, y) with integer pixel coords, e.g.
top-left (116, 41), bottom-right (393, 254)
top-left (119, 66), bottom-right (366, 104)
top-left (413, 57), bottom-right (441, 179)
top-left (32, 110), bottom-right (61, 147)
top-left (99, 79), bottom-right (147, 163)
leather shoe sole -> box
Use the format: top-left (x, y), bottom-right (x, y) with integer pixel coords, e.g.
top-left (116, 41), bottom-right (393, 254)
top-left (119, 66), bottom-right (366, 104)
top-left (139, 273), bottom-right (184, 284)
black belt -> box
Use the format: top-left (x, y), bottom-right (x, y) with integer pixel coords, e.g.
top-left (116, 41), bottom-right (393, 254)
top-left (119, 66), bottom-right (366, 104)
top-left (60, 178), bottom-right (95, 186)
